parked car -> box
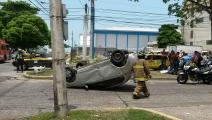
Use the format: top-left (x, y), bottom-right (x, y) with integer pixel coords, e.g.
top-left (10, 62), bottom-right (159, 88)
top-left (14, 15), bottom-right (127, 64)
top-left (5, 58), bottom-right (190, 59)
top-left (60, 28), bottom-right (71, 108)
top-left (145, 54), bottom-right (170, 70)
top-left (66, 50), bottom-right (137, 89)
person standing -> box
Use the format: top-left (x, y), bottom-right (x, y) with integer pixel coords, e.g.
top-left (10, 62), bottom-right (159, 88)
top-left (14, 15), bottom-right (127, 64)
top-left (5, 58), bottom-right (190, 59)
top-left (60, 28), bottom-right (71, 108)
top-left (132, 51), bottom-right (151, 99)
top-left (168, 50), bottom-right (179, 74)
top-left (15, 49), bottom-right (24, 73)
top-left (160, 49), bottom-right (167, 70)
top-left (192, 51), bottom-right (202, 68)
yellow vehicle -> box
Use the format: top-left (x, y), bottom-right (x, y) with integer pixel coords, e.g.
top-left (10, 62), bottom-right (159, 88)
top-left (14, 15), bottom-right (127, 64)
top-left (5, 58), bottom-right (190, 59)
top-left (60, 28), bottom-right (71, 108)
top-left (145, 54), bottom-right (170, 70)
top-left (12, 51), bottom-right (52, 70)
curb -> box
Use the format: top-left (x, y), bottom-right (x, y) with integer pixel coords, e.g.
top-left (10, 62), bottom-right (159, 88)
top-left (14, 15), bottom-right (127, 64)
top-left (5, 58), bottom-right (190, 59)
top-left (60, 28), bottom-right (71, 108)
top-left (75, 108), bottom-right (181, 120)
top-left (131, 108), bottom-right (181, 120)
top-left (23, 72), bottom-right (53, 80)
top-left (99, 108), bottom-right (181, 120)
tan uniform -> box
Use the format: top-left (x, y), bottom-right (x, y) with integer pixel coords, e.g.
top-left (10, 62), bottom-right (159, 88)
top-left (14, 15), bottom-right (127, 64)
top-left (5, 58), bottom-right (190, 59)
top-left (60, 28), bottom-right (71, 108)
top-left (132, 59), bottom-right (151, 98)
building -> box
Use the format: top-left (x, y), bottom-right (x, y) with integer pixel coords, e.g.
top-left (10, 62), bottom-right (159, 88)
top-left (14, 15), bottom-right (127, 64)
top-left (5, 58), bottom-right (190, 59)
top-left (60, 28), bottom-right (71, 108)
top-left (182, 11), bottom-right (212, 51)
top-left (80, 27), bottom-right (159, 55)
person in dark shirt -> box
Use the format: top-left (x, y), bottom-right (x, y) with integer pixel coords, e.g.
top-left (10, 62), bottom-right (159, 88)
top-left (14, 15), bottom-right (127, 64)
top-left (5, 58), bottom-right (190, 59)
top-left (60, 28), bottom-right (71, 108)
top-left (160, 49), bottom-right (167, 70)
top-left (15, 49), bottom-right (24, 73)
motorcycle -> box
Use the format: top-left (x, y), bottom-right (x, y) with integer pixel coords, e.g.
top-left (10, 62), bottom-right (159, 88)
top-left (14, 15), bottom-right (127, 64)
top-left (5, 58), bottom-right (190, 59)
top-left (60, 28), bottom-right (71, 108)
top-left (177, 61), bottom-right (212, 84)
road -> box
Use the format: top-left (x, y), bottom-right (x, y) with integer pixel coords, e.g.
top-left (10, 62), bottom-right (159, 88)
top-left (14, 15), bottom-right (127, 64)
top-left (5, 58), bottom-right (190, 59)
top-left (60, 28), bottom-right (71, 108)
top-left (0, 60), bottom-right (15, 75)
top-left (0, 61), bottom-right (212, 120)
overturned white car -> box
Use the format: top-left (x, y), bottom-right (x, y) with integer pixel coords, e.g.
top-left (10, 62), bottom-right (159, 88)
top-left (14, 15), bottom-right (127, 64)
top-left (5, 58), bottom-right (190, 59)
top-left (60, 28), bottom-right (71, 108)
top-left (66, 50), bottom-right (137, 89)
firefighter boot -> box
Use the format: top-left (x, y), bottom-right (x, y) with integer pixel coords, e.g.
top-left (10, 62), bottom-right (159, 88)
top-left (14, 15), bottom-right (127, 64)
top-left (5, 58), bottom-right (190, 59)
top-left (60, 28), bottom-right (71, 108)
top-left (133, 81), bottom-right (143, 99)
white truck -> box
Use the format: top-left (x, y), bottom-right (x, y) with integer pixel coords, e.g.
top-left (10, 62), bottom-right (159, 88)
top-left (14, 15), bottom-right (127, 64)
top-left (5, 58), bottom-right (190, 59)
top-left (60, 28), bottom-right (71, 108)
top-left (166, 45), bottom-right (203, 55)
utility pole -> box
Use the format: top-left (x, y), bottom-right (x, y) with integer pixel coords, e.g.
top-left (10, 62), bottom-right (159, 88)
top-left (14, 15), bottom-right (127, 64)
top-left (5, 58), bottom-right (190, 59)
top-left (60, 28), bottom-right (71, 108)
top-left (83, 4), bottom-right (88, 61)
top-left (49, 0), bottom-right (68, 117)
top-left (71, 31), bottom-right (73, 62)
top-left (89, 0), bottom-right (95, 63)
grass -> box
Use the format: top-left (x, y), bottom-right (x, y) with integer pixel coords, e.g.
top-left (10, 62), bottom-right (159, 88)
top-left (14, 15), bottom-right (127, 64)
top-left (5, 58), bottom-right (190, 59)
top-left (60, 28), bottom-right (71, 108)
top-left (26, 69), bottom-right (53, 76)
top-left (24, 109), bottom-right (171, 120)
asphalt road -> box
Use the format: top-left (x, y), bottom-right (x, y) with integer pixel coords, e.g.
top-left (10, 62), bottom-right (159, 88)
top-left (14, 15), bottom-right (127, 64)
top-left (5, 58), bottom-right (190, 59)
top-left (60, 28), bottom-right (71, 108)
top-left (0, 61), bottom-right (212, 120)
top-left (0, 60), bottom-right (16, 75)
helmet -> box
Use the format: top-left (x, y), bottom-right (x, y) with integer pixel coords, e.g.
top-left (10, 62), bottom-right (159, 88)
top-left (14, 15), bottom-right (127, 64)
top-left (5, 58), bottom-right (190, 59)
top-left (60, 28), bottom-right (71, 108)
top-left (137, 51), bottom-right (145, 58)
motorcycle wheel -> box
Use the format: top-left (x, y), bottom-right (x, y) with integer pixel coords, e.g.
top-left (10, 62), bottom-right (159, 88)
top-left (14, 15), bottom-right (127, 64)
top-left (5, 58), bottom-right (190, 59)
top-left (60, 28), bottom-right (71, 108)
top-left (203, 75), bottom-right (212, 84)
top-left (177, 74), bottom-right (188, 84)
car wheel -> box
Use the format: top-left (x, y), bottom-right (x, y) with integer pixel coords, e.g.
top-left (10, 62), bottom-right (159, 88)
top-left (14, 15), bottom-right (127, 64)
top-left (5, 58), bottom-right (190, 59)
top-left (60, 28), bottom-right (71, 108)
top-left (76, 61), bottom-right (87, 68)
top-left (65, 67), bottom-right (77, 83)
top-left (110, 50), bottom-right (127, 67)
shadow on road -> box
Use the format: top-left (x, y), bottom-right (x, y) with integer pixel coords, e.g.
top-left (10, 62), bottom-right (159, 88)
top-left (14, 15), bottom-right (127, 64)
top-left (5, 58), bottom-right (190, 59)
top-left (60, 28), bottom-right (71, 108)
top-left (178, 82), bottom-right (212, 85)
top-left (0, 61), bottom-right (9, 64)
top-left (68, 84), bottom-right (135, 92)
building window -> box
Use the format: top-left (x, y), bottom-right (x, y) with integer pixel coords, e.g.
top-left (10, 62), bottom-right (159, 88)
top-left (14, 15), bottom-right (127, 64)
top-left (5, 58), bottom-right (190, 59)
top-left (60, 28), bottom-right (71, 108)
top-left (190, 30), bottom-right (193, 39)
top-left (206, 40), bottom-right (212, 45)
top-left (195, 17), bottom-right (204, 24)
top-left (190, 42), bottom-right (193, 46)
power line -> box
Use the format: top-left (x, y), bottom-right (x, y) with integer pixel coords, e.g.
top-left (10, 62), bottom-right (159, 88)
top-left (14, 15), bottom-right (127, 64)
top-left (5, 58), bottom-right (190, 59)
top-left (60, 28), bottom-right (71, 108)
top-left (39, 13), bottom-right (177, 21)
top-left (34, 0), bottom-right (49, 14)
top-left (28, 0), bottom-right (48, 15)
top-left (94, 15), bottom-right (177, 22)
top-left (65, 17), bottom-right (167, 26)
top-left (64, 15), bottom-right (177, 23)
top-left (96, 8), bottom-right (175, 16)
top-left (39, 7), bottom-right (176, 17)
top-left (96, 19), bottom-right (162, 26)
top-left (78, 0), bottom-right (84, 8)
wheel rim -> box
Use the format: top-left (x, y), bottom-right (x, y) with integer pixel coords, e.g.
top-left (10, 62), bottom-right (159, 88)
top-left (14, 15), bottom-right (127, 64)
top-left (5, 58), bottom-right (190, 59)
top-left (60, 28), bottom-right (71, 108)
top-left (114, 53), bottom-right (122, 60)
top-left (178, 75), bottom-right (187, 82)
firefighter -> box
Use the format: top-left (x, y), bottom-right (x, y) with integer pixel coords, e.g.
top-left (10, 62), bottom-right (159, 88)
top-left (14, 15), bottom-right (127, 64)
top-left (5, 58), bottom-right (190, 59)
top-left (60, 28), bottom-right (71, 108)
top-left (132, 51), bottom-right (151, 99)
top-left (15, 49), bottom-right (24, 73)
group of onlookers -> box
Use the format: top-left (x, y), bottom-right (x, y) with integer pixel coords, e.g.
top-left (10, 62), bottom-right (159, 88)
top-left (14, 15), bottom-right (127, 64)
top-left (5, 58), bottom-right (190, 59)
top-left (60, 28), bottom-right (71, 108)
top-left (160, 49), bottom-right (212, 75)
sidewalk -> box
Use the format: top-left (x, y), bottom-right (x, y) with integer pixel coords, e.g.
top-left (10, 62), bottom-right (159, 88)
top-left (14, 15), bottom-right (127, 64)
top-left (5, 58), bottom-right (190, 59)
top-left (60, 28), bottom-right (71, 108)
top-left (151, 70), bottom-right (177, 80)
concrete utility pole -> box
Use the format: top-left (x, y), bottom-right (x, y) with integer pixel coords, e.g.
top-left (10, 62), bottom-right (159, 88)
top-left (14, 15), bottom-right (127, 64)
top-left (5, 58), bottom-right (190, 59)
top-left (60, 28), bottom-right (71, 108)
top-left (49, 0), bottom-right (68, 117)
top-left (83, 4), bottom-right (88, 61)
top-left (89, 0), bottom-right (95, 63)
top-left (71, 31), bottom-right (74, 62)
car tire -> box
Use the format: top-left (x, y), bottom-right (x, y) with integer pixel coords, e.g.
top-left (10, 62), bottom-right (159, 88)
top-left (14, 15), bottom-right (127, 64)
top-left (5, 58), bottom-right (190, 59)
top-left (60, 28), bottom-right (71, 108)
top-left (76, 61), bottom-right (87, 68)
top-left (65, 67), bottom-right (77, 83)
top-left (110, 50), bottom-right (127, 67)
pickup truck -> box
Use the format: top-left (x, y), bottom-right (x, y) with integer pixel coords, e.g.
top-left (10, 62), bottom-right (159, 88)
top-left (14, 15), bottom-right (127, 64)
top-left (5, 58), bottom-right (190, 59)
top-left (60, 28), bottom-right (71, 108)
top-left (12, 53), bottom-right (52, 70)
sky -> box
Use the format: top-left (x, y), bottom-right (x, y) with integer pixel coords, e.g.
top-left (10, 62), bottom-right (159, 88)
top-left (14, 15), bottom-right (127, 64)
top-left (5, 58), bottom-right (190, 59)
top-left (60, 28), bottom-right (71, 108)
top-left (2, 0), bottom-right (182, 46)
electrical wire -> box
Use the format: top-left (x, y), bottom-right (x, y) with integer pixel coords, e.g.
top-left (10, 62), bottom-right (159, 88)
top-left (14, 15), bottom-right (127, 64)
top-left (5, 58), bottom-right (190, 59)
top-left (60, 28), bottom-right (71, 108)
top-left (34, 0), bottom-right (49, 14)
top-left (95, 8), bottom-right (175, 16)
top-left (78, 0), bottom-right (85, 8)
top-left (28, 0), bottom-right (48, 15)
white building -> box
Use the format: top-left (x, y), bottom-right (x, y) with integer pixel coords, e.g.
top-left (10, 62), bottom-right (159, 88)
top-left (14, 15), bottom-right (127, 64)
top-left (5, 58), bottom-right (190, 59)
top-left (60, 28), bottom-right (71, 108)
top-left (80, 27), bottom-right (159, 54)
top-left (182, 11), bottom-right (212, 51)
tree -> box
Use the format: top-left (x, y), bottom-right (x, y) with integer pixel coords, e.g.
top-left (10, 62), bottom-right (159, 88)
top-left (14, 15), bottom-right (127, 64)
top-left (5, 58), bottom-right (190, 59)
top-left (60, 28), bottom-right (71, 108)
top-left (163, 0), bottom-right (212, 41)
top-left (2, 14), bottom-right (50, 49)
top-left (0, 0), bottom-right (38, 14)
top-left (0, 1), bottom-right (39, 27)
top-left (157, 24), bottom-right (184, 48)
top-left (0, 1), bottom-right (50, 49)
